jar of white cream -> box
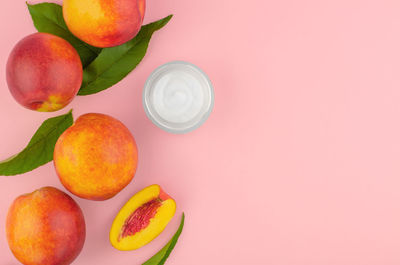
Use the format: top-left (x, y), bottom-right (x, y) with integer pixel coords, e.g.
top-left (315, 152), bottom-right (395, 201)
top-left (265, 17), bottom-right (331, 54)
top-left (143, 61), bottom-right (214, 134)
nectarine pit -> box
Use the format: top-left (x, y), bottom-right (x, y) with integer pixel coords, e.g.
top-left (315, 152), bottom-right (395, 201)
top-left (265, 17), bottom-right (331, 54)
top-left (119, 198), bottom-right (162, 241)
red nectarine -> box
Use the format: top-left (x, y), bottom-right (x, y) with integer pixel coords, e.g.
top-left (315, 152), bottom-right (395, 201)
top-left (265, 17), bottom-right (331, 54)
top-left (6, 33), bottom-right (82, 112)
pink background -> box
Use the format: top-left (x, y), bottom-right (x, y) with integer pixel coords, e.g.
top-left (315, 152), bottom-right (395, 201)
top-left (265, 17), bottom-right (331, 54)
top-left (1, 0), bottom-right (400, 264)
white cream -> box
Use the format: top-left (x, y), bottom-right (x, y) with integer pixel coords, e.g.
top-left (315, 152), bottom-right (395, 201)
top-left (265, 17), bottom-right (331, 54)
top-left (152, 69), bottom-right (204, 123)
top-left (143, 61), bottom-right (214, 134)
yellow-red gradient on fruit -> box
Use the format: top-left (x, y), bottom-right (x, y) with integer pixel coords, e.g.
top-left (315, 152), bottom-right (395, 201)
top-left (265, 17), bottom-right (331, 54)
top-left (63, 0), bottom-right (146, 48)
top-left (110, 185), bottom-right (176, 251)
top-left (6, 187), bottom-right (86, 265)
top-left (54, 113), bottom-right (138, 201)
top-left (6, 33), bottom-right (82, 112)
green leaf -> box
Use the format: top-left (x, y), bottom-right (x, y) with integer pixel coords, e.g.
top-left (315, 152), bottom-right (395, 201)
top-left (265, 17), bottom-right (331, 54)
top-left (0, 111), bottom-right (73, 176)
top-left (27, 3), bottom-right (101, 67)
top-left (78, 15), bottom-right (173, 96)
top-left (143, 213), bottom-right (185, 265)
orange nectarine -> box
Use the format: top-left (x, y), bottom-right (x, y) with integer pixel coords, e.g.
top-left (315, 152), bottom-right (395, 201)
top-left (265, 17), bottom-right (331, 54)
top-left (54, 113), bottom-right (138, 200)
top-left (6, 187), bottom-right (86, 265)
top-left (63, 0), bottom-right (146, 48)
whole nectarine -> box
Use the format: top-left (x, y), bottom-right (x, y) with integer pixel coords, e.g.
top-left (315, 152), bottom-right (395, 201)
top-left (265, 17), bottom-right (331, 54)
top-left (6, 187), bottom-right (86, 265)
top-left (53, 113), bottom-right (138, 200)
top-left (63, 0), bottom-right (146, 48)
top-left (6, 33), bottom-right (83, 112)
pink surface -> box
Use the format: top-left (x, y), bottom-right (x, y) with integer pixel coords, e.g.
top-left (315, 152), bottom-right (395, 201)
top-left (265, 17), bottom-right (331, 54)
top-left (1, 0), bottom-right (400, 264)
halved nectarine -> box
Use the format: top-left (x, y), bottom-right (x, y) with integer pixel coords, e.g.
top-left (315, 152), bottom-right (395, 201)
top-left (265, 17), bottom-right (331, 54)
top-left (110, 185), bottom-right (176, 251)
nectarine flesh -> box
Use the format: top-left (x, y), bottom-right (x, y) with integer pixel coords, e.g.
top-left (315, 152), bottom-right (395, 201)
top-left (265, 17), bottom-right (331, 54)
top-left (120, 198), bottom-right (162, 240)
top-left (110, 185), bottom-right (176, 250)
top-left (6, 33), bottom-right (82, 112)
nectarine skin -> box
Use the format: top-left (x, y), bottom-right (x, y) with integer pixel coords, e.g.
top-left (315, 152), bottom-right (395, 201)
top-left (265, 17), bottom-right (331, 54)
top-left (63, 0), bottom-right (146, 48)
top-left (6, 33), bottom-right (83, 112)
top-left (54, 113), bottom-right (138, 201)
top-left (6, 187), bottom-right (86, 265)
top-left (110, 185), bottom-right (176, 251)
